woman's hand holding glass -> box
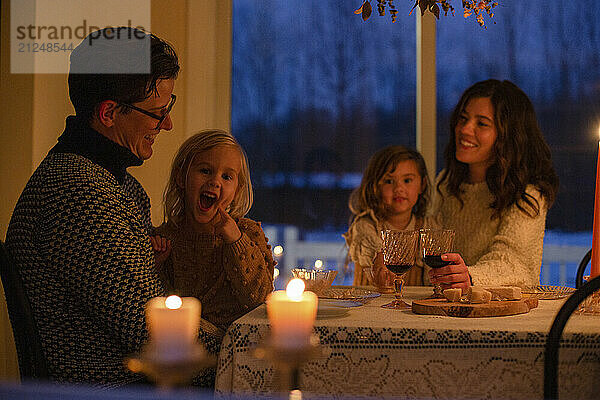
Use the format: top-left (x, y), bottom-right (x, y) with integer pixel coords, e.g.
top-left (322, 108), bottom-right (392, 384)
top-left (420, 229), bottom-right (455, 297)
top-left (427, 253), bottom-right (471, 293)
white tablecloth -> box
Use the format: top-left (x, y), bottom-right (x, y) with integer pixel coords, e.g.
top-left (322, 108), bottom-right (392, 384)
top-left (215, 287), bottom-right (600, 399)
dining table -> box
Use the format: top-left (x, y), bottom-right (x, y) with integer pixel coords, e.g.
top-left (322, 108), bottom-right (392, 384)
top-left (214, 286), bottom-right (600, 399)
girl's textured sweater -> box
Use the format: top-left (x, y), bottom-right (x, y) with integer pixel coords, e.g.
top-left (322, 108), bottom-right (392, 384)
top-left (155, 218), bottom-right (275, 331)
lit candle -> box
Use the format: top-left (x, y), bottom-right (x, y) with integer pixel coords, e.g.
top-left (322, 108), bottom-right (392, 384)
top-left (145, 295), bottom-right (201, 360)
top-left (592, 141), bottom-right (600, 278)
top-left (266, 278), bottom-right (318, 349)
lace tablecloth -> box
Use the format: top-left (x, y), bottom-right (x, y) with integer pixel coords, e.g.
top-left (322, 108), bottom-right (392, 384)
top-left (215, 287), bottom-right (600, 399)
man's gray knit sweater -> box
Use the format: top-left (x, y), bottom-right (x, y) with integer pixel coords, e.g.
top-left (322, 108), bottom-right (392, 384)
top-left (6, 117), bottom-right (220, 387)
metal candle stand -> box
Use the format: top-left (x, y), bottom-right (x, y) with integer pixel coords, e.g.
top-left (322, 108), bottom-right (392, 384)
top-left (126, 342), bottom-right (216, 389)
top-left (253, 334), bottom-right (323, 395)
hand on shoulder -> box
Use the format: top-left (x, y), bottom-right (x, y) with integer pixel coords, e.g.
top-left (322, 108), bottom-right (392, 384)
top-left (150, 235), bottom-right (172, 265)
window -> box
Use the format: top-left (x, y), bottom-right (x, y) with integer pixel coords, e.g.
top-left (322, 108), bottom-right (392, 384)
top-left (233, 0), bottom-right (416, 233)
top-left (233, 0), bottom-right (600, 286)
top-left (436, 1), bottom-right (600, 233)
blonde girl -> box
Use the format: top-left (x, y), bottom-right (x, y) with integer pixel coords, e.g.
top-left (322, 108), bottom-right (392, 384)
top-left (151, 129), bottom-right (274, 331)
top-left (343, 145), bottom-right (438, 288)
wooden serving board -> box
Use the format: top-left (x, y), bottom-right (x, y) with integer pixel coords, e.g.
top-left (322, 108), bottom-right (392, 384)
top-left (411, 297), bottom-right (538, 318)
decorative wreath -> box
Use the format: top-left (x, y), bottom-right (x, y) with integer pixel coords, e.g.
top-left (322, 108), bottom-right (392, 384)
top-left (355, 0), bottom-right (499, 27)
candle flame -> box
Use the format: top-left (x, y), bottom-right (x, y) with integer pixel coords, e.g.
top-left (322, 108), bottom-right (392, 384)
top-left (286, 278), bottom-right (305, 301)
top-left (165, 295), bottom-right (182, 309)
top-left (289, 389), bottom-right (303, 400)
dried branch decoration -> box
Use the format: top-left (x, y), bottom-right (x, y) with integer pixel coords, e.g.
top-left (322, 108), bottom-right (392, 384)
top-left (354, 0), bottom-right (498, 27)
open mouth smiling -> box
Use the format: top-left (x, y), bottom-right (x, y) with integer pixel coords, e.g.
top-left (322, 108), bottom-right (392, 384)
top-left (199, 192), bottom-right (218, 211)
top-left (459, 139), bottom-right (477, 148)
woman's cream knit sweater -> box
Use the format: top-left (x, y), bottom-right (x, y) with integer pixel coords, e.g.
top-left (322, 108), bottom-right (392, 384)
top-left (432, 179), bottom-right (547, 288)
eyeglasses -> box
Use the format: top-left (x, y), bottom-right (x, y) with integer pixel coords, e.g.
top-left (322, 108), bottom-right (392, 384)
top-left (119, 94), bottom-right (176, 130)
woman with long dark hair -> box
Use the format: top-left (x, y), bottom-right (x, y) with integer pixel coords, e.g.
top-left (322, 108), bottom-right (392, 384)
top-left (431, 79), bottom-right (559, 292)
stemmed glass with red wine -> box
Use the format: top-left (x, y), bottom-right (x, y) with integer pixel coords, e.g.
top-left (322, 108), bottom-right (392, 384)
top-left (380, 229), bottom-right (419, 309)
top-left (419, 229), bottom-right (455, 298)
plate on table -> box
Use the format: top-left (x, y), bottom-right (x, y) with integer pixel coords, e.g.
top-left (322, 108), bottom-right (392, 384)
top-left (319, 298), bottom-right (363, 308)
top-left (258, 299), bottom-right (355, 319)
top-left (317, 299), bottom-right (359, 318)
top-left (522, 285), bottom-right (575, 300)
top-left (320, 287), bottom-right (381, 302)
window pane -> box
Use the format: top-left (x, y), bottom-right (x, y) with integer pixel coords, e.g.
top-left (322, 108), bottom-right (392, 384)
top-left (437, 1), bottom-right (600, 231)
top-left (233, 0), bottom-right (416, 232)
top-left (437, 1), bottom-right (600, 285)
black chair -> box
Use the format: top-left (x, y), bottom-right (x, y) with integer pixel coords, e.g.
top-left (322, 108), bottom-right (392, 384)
top-left (0, 240), bottom-right (48, 380)
top-left (543, 274), bottom-right (600, 400)
top-left (575, 248), bottom-right (592, 289)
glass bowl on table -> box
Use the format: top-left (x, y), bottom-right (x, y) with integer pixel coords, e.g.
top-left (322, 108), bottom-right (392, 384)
top-left (291, 268), bottom-right (338, 297)
top-left (362, 266), bottom-right (395, 294)
top-left (380, 229), bottom-right (419, 309)
top-left (419, 229), bottom-right (455, 298)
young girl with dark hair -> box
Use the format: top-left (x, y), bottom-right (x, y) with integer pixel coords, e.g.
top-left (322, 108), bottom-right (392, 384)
top-left (344, 145), bottom-right (438, 288)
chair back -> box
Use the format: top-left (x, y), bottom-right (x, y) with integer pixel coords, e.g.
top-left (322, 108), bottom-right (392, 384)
top-left (0, 240), bottom-right (49, 380)
top-left (544, 274), bottom-right (600, 400)
top-left (575, 248), bottom-right (591, 289)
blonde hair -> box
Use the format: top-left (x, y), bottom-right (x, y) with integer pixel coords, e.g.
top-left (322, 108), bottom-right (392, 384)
top-left (348, 145), bottom-right (430, 222)
top-left (163, 129), bottom-right (253, 225)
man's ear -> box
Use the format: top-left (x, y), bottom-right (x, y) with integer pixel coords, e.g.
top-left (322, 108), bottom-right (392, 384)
top-left (96, 100), bottom-right (119, 128)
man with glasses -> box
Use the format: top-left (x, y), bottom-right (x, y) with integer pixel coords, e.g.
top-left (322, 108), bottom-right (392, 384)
top-left (6, 27), bottom-right (222, 387)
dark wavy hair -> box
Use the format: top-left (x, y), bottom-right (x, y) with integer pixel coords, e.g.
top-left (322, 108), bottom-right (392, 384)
top-left (68, 27), bottom-right (180, 122)
top-left (437, 79), bottom-right (559, 219)
top-left (349, 145), bottom-right (431, 222)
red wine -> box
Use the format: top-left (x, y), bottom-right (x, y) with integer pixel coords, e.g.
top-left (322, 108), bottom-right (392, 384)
top-left (423, 255), bottom-right (451, 268)
top-left (386, 264), bottom-right (412, 275)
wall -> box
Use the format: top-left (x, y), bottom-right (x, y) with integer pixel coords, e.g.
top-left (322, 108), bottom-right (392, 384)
top-left (0, 0), bottom-right (31, 381)
top-left (0, 0), bottom-right (232, 381)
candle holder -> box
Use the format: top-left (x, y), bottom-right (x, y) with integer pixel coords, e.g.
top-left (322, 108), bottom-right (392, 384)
top-left (575, 276), bottom-right (600, 315)
top-left (125, 341), bottom-right (216, 388)
top-left (253, 334), bottom-right (323, 394)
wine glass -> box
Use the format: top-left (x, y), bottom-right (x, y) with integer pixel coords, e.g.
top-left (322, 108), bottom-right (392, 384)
top-left (380, 229), bottom-right (419, 309)
top-left (419, 229), bottom-right (455, 298)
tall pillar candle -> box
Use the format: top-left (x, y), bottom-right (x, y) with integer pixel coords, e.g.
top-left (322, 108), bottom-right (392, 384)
top-left (592, 142), bottom-right (600, 278)
top-left (266, 279), bottom-right (318, 349)
top-left (145, 295), bottom-right (201, 361)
